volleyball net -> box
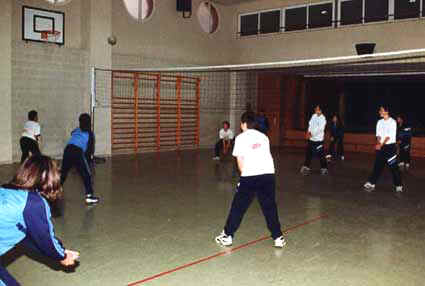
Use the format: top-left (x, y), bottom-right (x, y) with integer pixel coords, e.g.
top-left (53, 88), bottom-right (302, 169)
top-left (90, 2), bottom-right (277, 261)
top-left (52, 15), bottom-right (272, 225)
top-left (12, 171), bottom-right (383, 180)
top-left (92, 48), bottom-right (425, 154)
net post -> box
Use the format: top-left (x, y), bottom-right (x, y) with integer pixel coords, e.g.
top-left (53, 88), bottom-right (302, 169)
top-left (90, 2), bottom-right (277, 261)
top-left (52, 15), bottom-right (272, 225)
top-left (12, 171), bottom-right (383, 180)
top-left (90, 67), bottom-right (96, 131)
top-left (111, 71), bottom-right (115, 148)
top-left (195, 78), bottom-right (201, 147)
top-left (176, 76), bottom-right (182, 149)
top-left (156, 74), bottom-right (161, 152)
top-left (133, 72), bottom-right (139, 153)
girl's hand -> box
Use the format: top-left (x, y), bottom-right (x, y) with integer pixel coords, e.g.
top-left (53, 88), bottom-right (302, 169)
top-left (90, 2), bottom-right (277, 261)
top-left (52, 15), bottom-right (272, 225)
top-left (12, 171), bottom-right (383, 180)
top-left (61, 249), bottom-right (80, 266)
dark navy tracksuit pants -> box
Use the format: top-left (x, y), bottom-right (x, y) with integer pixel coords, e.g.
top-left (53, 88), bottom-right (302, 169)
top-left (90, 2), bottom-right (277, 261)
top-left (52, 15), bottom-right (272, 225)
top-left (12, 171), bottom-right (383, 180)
top-left (304, 140), bottom-right (327, 169)
top-left (60, 144), bottom-right (93, 195)
top-left (399, 142), bottom-right (411, 164)
top-left (19, 137), bottom-right (41, 164)
top-left (223, 174), bottom-right (282, 240)
top-left (368, 144), bottom-right (402, 187)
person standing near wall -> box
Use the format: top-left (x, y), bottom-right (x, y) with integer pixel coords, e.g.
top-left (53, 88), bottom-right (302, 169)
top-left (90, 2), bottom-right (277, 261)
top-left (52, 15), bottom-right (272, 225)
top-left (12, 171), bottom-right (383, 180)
top-left (326, 114), bottom-right (345, 162)
top-left (19, 110), bottom-right (41, 163)
top-left (300, 105), bottom-right (328, 175)
top-left (364, 106), bottom-right (403, 193)
top-left (396, 115), bottom-right (412, 171)
top-left (255, 110), bottom-right (270, 135)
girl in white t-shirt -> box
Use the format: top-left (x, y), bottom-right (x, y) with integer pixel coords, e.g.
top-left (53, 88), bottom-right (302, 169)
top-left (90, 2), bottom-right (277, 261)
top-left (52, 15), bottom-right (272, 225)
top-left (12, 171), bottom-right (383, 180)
top-left (213, 121), bottom-right (234, 160)
top-left (215, 112), bottom-right (286, 248)
top-left (20, 110), bottom-right (41, 163)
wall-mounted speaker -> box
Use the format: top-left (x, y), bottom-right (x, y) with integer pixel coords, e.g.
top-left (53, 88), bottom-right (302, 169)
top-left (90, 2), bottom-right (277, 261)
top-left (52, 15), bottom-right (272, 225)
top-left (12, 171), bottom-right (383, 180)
top-left (355, 43), bottom-right (376, 55)
top-left (177, 0), bottom-right (192, 12)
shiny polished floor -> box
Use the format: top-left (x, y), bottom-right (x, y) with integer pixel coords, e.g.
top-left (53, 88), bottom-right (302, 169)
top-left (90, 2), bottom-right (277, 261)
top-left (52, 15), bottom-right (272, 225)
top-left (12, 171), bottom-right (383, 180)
top-left (1, 148), bottom-right (425, 286)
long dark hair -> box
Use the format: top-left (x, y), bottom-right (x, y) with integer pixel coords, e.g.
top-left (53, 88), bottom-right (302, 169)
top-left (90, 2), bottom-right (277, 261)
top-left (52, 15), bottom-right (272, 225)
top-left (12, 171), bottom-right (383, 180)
top-left (3, 155), bottom-right (62, 201)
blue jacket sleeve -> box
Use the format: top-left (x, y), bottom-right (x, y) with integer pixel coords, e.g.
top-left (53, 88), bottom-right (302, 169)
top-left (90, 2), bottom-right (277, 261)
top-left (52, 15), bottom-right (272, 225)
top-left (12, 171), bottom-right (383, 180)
top-left (23, 193), bottom-right (66, 261)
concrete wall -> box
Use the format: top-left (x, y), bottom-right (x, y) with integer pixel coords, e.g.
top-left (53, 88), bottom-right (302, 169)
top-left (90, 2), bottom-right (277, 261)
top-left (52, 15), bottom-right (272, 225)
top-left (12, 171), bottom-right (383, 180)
top-left (11, 42), bottom-right (89, 161)
top-left (112, 0), bottom-right (235, 66)
top-left (0, 0), bottom-right (13, 164)
top-left (230, 0), bottom-right (425, 63)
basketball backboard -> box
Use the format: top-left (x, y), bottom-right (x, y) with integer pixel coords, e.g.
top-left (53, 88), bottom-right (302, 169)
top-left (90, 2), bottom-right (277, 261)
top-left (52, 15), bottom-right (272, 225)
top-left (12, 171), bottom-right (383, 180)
top-left (22, 6), bottom-right (65, 45)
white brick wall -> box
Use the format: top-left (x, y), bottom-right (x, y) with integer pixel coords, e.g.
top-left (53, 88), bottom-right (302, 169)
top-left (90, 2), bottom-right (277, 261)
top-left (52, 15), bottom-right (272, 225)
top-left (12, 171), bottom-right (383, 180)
top-left (12, 42), bottom-right (89, 161)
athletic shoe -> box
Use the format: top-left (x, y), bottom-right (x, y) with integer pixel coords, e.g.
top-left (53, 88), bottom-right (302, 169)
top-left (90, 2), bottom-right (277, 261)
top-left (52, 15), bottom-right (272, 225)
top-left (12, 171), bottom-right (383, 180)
top-left (85, 194), bottom-right (100, 205)
top-left (300, 166), bottom-right (310, 175)
top-left (215, 231), bottom-right (232, 246)
top-left (320, 168), bottom-right (328, 175)
top-left (274, 236), bottom-right (287, 248)
top-left (212, 156), bottom-right (220, 160)
top-left (405, 164), bottom-right (410, 171)
top-left (340, 156), bottom-right (345, 161)
top-left (398, 162), bottom-right (405, 167)
top-left (363, 182), bottom-right (375, 192)
top-left (395, 186), bottom-right (403, 193)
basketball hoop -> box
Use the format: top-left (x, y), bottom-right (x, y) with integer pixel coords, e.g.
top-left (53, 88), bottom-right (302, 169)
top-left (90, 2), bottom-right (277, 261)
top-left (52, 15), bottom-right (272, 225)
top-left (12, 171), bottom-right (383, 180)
top-left (40, 30), bottom-right (61, 43)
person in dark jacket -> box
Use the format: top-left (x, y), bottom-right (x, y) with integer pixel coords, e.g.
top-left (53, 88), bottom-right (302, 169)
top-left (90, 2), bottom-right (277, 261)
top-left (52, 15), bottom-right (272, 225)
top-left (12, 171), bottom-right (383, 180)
top-left (396, 115), bottom-right (412, 171)
top-left (0, 155), bottom-right (79, 286)
top-left (60, 113), bottom-right (99, 205)
top-left (255, 110), bottom-right (270, 135)
top-left (326, 114), bottom-right (345, 161)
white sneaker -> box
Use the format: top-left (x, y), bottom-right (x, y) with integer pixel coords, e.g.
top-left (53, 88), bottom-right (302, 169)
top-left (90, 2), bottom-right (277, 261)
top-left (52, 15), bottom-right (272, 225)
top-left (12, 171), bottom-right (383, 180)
top-left (320, 168), bottom-right (328, 175)
top-left (300, 166), bottom-right (310, 175)
top-left (274, 236), bottom-right (287, 248)
top-left (215, 231), bottom-right (232, 246)
top-left (364, 182), bottom-right (375, 192)
top-left (341, 156), bottom-right (345, 161)
top-left (85, 194), bottom-right (100, 205)
top-left (398, 162), bottom-right (405, 167)
top-left (405, 164), bottom-right (410, 170)
top-left (395, 186), bottom-right (403, 193)
top-left (212, 156), bottom-right (220, 161)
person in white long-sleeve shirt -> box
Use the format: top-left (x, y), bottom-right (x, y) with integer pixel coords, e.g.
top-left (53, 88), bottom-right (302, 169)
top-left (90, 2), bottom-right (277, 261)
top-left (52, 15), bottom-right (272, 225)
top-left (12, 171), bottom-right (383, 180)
top-left (300, 105), bottom-right (328, 175)
top-left (364, 105), bottom-right (403, 192)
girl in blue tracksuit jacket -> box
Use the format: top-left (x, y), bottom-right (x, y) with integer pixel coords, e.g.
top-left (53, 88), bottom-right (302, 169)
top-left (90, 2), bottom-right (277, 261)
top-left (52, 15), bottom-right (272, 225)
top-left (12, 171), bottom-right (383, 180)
top-left (60, 113), bottom-right (99, 205)
top-left (0, 155), bottom-right (79, 286)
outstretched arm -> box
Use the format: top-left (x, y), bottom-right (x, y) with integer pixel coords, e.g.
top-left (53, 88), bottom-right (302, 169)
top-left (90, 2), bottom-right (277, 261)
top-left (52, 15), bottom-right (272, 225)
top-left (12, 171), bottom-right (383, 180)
top-left (23, 193), bottom-right (78, 265)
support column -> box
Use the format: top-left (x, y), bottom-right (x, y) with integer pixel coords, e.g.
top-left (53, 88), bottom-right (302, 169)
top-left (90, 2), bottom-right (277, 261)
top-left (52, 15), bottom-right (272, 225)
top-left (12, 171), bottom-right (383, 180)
top-left (0, 0), bottom-right (13, 164)
top-left (87, 0), bottom-right (113, 156)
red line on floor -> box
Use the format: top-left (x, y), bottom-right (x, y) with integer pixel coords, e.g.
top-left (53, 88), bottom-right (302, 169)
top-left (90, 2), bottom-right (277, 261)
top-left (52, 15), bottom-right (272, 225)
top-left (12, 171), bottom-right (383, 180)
top-left (127, 214), bottom-right (328, 286)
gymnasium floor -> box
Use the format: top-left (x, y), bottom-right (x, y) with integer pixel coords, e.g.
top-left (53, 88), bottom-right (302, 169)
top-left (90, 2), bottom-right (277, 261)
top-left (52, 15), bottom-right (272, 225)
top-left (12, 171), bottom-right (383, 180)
top-left (1, 148), bottom-right (425, 286)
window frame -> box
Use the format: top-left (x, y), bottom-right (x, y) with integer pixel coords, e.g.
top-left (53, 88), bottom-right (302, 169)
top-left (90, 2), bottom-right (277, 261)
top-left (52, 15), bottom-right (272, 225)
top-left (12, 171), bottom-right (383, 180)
top-left (239, 8), bottom-right (282, 36)
top-left (364, 0), bottom-right (390, 23)
top-left (394, 0), bottom-right (421, 20)
top-left (307, 1), bottom-right (335, 29)
top-left (237, 0), bottom-right (425, 39)
top-left (238, 11), bottom-right (260, 36)
top-left (282, 4), bottom-right (308, 32)
top-left (338, 0), bottom-right (364, 27)
top-left (259, 9), bottom-right (282, 34)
